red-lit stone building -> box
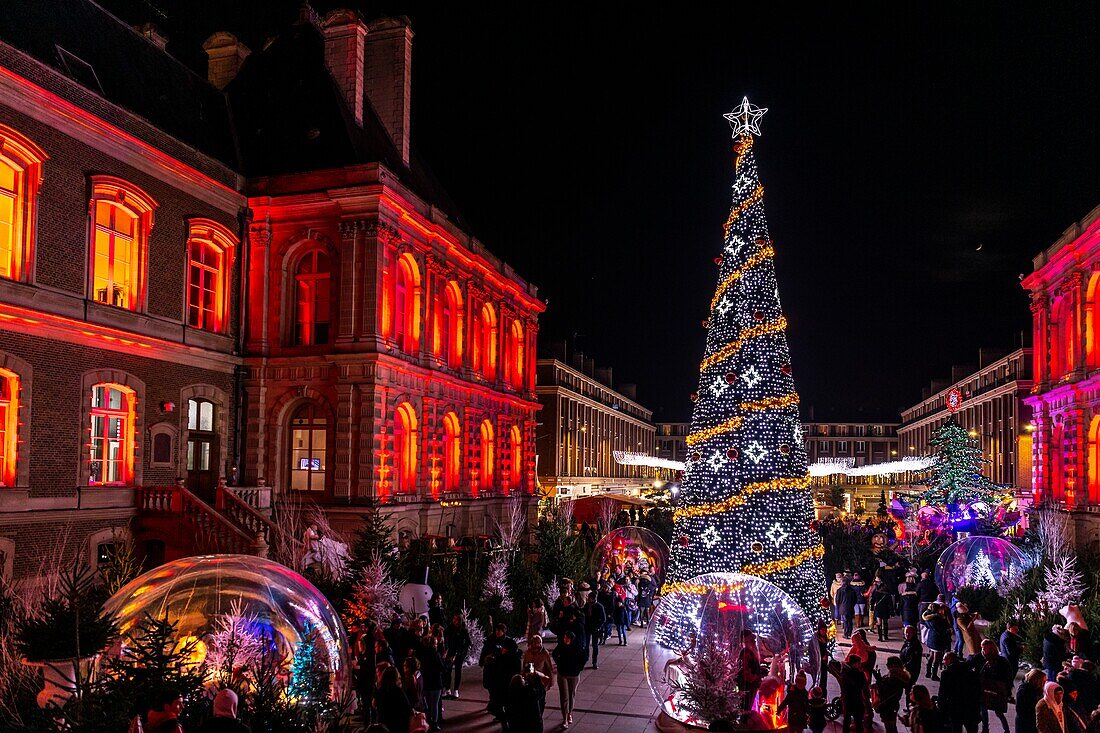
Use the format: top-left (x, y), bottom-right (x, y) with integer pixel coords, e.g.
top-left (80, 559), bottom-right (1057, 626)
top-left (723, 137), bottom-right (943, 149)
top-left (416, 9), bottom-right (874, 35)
top-left (0, 1), bottom-right (542, 580)
top-left (1023, 203), bottom-right (1100, 545)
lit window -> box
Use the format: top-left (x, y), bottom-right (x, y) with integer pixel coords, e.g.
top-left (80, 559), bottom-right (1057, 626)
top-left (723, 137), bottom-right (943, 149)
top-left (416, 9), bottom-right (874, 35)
top-left (472, 303), bottom-right (497, 379)
top-left (187, 398), bottom-right (215, 431)
top-left (480, 419), bottom-right (495, 491)
top-left (89, 383), bottom-right (135, 485)
top-left (186, 220), bottom-right (235, 332)
top-left (393, 402), bottom-right (418, 494)
top-left (508, 425), bottom-right (522, 493)
top-left (443, 412), bottom-right (461, 492)
top-left (393, 256), bottom-right (420, 354)
top-left (88, 177), bottom-right (156, 311)
top-left (289, 403), bottom-right (327, 492)
top-left (0, 125), bottom-right (46, 282)
top-left (186, 398), bottom-right (216, 475)
top-left (438, 282), bottom-right (462, 368)
top-left (293, 249), bottom-right (331, 345)
top-left (505, 320), bottom-right (524, 388)
top-left (0, 370), bottom-right (17, 487)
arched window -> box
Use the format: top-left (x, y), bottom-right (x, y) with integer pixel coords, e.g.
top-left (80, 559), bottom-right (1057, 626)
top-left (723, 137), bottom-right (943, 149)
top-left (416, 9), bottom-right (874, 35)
top-left (186, 219), bottom-right (235, 333)
top-left (505, 320), bottom-right (525, 388)
top-left (1089, 415), bottom-right (1100, 505)
top-left (479, 419), bottom-right (495, 492)
top-left (442, 412), bottom-right (461, 492)
top-left (88, 383), bottom-right (136, 485)
top-left (393, 402), bottom-right (418, 494)
top-left (293, 249), bottom-right (331, 345)
top-left (0, 124), bottom-right (47, 282)
top-left (1051, 422), bottom-right (1065, 503)
top-left (289, 403), bottom-right (327, 492)
top-left (88, 177), bottom-right (156, 311)
top-left (473, 303), bottom-right (497, 379)
top-left (0, 369), bottom-right (17, 487)
top-left (1088, 274), bottom-right (1100, 370)
top-left (393, 255), bottom-right (420, 354)
top-left (509, 424), bottom-right (522, 494)
top-left (438, 282), bottom-right (462, 369)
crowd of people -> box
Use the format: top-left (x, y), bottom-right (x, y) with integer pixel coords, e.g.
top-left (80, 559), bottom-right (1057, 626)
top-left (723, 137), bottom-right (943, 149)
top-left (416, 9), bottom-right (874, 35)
top-left (819, 564), bottom-right (1100, 733)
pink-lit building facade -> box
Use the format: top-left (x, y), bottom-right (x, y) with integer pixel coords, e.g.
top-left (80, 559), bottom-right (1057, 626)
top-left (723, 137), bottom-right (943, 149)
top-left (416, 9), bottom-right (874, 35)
top-left (1023, 203), bottom-right (1100, 547)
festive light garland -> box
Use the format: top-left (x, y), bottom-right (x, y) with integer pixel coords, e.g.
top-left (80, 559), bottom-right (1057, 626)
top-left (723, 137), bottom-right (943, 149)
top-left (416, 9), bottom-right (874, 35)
top-left (740, 392), bottom-right (799, 413)
top-left (685, 416), bottom-right (744, 446)
top-left (741, 544), bottom-right (826, 577)
top-left (673, 475), bottom-right (811, 520)
top-left (699, 317), bottom-right (788, 371)
top-left (661, 579), bottom-right (747, 597)
top-left (710, 245), bottom-right (775, 311)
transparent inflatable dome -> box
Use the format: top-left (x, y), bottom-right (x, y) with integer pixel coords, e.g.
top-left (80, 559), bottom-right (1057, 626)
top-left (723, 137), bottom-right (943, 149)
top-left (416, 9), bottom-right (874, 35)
top-left (103, 554), bottom-right (350, 697)
top-left (591, 526), bottom-right (671, 585)
top-left (644, 572), bottom-right (820, 728)
top-left (935, 536), bottom-right (1031, 597)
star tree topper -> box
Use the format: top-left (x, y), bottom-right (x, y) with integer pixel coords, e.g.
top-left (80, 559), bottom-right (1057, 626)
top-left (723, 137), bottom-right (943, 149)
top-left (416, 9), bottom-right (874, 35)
top-left (724, 96), bottom-right (768, 137)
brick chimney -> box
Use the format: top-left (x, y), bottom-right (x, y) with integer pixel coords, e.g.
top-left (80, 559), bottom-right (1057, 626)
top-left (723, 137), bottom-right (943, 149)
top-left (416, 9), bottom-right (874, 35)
top-left (320, 9), bottom-right (368, 127)
top-left (203, 32), bottom-right (250, 90)
top-left (364, 16), bottom-right (413, 167)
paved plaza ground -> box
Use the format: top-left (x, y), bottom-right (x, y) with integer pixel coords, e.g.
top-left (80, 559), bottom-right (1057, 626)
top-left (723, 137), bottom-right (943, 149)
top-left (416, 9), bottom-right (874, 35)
top-left (433, 625), bottom-right (1023, 733)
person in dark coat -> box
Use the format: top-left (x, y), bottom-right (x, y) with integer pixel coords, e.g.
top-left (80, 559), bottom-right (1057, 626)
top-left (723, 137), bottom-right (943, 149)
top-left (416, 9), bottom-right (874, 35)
top-left (900, 624), bottom-right (923, 693)
top-left (427, 593), bottom-right (446, 628)
top-left (1068, 621), bottom-right (1093, 661)
top-left (636, 572), bottom-right (656, 626)
top-left (938, 652), bottom-right (981, 733)
top-left (1016, 668), bottom-right (1048, 733)
top-left (872, 657), bottom-right (910, 733)
top-left (374, 666), bottom-right (412, 733)
top-left (833, 651), bottom-right (869, 733)
top-left (922, 602), bottom-right (952, 680)
top-left (1045, 625), bottom-right (1070, 683)
top-left (816, 623), bottom-right (832, 698)
top-left (417, 635), bottom-right (445, 730)
top-left (552, 631), bottom-right (587, 728)
top-left (777, 671), bottom-right (809, 733)
top-left (583, 592), bottom-right (607, 668)
top-left (871, 581), bottom-right (895, 642)
top-left (503, 672), bottom-right (545, 733)
top-left (442, 612), bottom-right (471, 699)
top-left (836, 576), bottom-right (857, 639)
top-left (612, 596), bottom-right (629, 645)
top-left (899, 575), bottom-right (920, 629)
top-left (736, 630), bottom-right (763, 711)
top-left (977, 639), bottom-right (1013, 733)
top-left (1067, 656), bottom-right (1098, 715)
top-left (479, 623), bottom-right (519, 719)
top-left (1000, 620), bottom-right (1025, 673)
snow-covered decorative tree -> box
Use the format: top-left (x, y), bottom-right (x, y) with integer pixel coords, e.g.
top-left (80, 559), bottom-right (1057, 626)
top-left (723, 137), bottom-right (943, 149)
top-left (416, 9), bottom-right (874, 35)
top-left (665, 97), bottom-right (828, 632)
top-left (347, 552), bottom-right (402, 624)
top-left (962, 549), bottom-right (997, 589)
top-left (482, 556), bottom-right (513, 613)
top-left (1038, 554), bottom-right (1087, 612)
top-left (460, 603), bottom-right (485, 667)
top-left (670, 631), bottom-right (744, 726)
top-left (206, 599), bottom-right (265, 686)
top-left (918, 418), bottom-right (1003, 507)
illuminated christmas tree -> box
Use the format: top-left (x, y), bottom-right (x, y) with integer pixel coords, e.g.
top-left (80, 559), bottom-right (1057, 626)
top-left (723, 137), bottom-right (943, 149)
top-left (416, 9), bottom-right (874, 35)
top-left (665, 98), bottom-right (828, 631)
top-left (918, 418), bottom-right (1002, 507)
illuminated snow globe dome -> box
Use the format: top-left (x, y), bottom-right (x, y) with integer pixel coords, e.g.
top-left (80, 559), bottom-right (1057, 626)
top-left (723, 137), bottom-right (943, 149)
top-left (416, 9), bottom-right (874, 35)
top-left (103, 554), bottom-right (350, 697)
top-left (644, 572), bottom-right (820, 728)
top-left (935, 536), bottom-right (1031, 597)
top-left (591, 526), bottom-right (671, 585)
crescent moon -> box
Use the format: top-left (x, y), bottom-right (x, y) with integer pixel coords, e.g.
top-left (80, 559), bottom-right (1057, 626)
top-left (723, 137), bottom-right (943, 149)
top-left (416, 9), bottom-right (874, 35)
top-left (976, 243), bottom-right (984, 251)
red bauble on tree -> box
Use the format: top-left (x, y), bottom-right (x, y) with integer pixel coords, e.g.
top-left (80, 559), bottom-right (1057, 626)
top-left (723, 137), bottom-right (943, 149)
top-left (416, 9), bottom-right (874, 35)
top-left (726, 448), bottom-right (739, 460)
top-left (724, 372), bottom-right (737, 384)
top-left (753, 310), bottom-right (765, 321)
top-left (714, 255), bottom-right (724, 266)
top-left (780, 364), bottom-right (792, 375)
top-left (678, 535), bottom-right (690, 547)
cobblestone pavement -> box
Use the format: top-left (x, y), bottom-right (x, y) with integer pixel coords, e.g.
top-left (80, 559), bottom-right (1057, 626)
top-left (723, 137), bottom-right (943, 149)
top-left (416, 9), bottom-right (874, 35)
top-left (429, 623), bottom-right (1022, 732)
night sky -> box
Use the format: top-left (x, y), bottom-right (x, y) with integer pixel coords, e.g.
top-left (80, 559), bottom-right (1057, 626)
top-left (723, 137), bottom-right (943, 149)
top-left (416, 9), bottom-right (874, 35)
top-left (112, 1), bottom-right (1100, 422)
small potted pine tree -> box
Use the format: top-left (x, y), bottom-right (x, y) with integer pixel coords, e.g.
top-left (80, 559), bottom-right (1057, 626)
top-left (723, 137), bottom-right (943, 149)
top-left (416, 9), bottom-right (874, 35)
top-left (16, 561), bottom-right (116, 708)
